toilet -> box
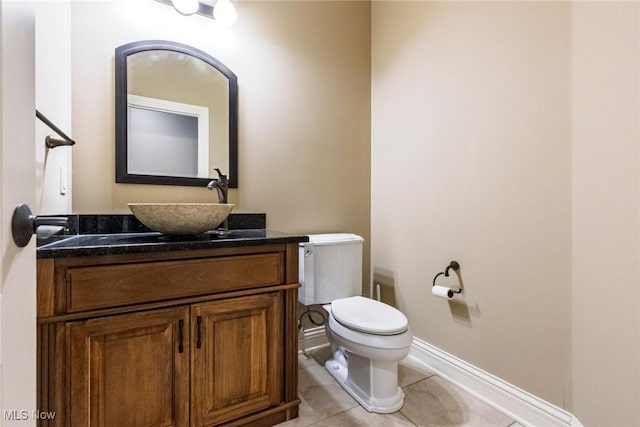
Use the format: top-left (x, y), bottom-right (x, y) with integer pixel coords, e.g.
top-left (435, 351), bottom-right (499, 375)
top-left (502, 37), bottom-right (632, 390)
top-left (299, 234), bottom-right (412, 413)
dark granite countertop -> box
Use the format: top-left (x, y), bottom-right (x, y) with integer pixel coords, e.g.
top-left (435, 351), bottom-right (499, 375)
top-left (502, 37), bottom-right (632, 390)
top-left (37, 229), bottom-right (309, 258)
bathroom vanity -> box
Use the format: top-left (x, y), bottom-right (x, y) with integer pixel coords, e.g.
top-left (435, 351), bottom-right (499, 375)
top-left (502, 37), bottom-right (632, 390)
top-left (36, 224), bottom-right (306, 427)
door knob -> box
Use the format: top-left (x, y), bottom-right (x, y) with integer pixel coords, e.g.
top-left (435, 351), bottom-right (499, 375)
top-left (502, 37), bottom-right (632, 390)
top-left (11, 204), bottom-right (68, 248)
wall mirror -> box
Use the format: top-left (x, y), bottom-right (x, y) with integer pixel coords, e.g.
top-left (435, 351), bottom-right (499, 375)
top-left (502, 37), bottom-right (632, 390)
top-left (115, 40), bottom-right (238, 187)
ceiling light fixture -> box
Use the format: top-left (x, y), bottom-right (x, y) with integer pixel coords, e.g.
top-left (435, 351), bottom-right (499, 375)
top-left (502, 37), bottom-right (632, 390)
top-left (158, 0), bottom-right (237, 25)
top-left (172, 0), bottom-right (199, 16)
top-left (213, 0), bottom-right (237, 26)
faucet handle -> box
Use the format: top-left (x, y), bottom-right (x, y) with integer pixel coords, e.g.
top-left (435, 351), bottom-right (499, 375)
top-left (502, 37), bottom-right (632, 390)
top-left (214, 168), bottom-right (228, 183)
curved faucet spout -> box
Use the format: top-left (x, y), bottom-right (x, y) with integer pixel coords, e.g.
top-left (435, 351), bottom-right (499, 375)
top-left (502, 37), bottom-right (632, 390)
top-left (207, 181), bottom-right (227, 203)
top-left (206, 168), bottom-right (229, 204)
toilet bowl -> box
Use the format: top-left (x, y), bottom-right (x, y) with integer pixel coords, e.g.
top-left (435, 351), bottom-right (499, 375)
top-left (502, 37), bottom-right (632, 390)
top-left (323, 296), bottom-right (412, 413)
top-left (298, 233), bottom-right (412, 413)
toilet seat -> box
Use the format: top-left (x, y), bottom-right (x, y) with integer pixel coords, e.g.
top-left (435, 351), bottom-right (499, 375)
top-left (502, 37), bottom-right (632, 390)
top-left (327, 312), bottom-right (413, 352)
top-left (331, 296), bottom-right (408, 335)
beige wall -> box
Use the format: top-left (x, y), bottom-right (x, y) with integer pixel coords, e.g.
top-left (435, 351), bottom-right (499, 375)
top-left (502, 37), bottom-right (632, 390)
top-left (70, 1), bottom-right (371, 286)
top-left (372, 1), bottom-right (572, 408)
top-left (36, 1), bottom-right (72, 214)
top-left (372, 2), bottom-right (640, 424)
top-left (572, 2), bottom-right (640, 426)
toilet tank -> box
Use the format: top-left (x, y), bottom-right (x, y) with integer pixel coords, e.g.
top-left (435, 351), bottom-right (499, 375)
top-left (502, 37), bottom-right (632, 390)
top-left (299, 233), bottom-right (364, 306)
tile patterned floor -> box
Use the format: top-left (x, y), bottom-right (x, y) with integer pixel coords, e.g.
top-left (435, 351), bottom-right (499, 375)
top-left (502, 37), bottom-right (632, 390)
top-left (277, 346), bottom-right (520, 427)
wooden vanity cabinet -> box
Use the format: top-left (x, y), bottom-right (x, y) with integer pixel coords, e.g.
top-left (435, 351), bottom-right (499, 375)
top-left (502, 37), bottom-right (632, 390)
top-left (67, 307), bottom-right (190, 426)
top-left (37, 243), bottom-right (300, 427)
top-left (191, 293), bottom-right (282, 426)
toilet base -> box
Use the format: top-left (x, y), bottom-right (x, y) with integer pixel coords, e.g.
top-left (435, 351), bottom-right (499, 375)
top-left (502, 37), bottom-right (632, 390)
top-left (325, 355), bottom-right (405, 414)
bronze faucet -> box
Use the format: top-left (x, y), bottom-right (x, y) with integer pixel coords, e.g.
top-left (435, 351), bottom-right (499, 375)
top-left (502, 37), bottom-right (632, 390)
top-left (207, 168), bottom-right (230, 236)
top-left (207, 168), bottom-right (228, 203)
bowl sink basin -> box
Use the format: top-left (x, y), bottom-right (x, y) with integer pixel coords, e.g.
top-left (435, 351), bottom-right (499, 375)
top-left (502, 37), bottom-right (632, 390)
top-left (128, 203), bottom-right (234, 235)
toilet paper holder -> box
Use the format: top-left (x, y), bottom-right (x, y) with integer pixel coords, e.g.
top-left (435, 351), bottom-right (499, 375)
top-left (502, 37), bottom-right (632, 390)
top-left (432, 261), bottom-right (462, 297)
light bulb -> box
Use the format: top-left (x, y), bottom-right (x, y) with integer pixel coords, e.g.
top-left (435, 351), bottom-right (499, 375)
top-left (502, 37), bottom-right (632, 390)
top-left (213, 0), bottom-right (237, 26)
top-left (172, 0), bottom-right (199, 15)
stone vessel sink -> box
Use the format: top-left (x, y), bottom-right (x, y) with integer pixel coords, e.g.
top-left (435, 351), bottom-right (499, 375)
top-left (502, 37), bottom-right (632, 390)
top-left (128, 203), bottom-right (234, 235)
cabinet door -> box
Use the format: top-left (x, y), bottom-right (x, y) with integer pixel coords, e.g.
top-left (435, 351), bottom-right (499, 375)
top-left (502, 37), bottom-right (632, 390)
top-left (68, 307), bottom-right (190, 427)
top-left (191, 293), bottom-right (282, 426)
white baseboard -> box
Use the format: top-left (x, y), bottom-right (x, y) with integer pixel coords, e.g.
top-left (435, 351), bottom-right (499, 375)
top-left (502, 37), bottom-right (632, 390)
top-left (298, 326), bottom-right (329, 353)
top-left (409, 337), bottom-right (583, 427)
top-left (297, 329), bottom-right (583, 427)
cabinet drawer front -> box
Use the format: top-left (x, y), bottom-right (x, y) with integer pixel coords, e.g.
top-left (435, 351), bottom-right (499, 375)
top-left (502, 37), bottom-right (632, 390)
top-left (67, 254), bottom-right (283, 312)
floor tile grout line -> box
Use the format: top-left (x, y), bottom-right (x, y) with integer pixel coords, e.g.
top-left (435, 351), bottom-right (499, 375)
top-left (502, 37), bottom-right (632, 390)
top-left (300, 355), bottom-right (424, 426)
top-left (399, 408), bottom-right (421, 427)
top-left (399, 409), bottom-right (419, 427)
top-left (304, 403), bottom-right (360, 427)
top-left (304, 360), bottom-right (437, 426)
top-left (431, 373), bottom-right (516, 422)
top-left (298, 358), bottom-right (360, 425)
top-left (403, 373), bottom-right (516, 426)
top-left (400, 371), bottom-right (439, 390)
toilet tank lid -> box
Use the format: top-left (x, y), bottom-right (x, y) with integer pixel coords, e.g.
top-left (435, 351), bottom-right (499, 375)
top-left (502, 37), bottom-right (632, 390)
top-left (331, 296), bottom-right (408, 335)
top-left (300, 233), bottom-right (364, 246)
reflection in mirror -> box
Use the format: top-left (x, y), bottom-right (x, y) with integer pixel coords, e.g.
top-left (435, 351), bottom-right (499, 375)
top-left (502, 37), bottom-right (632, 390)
top-left (128, 95), bottom-right (209, 178)
top-left (115, 40), bottom-right (238, 187)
